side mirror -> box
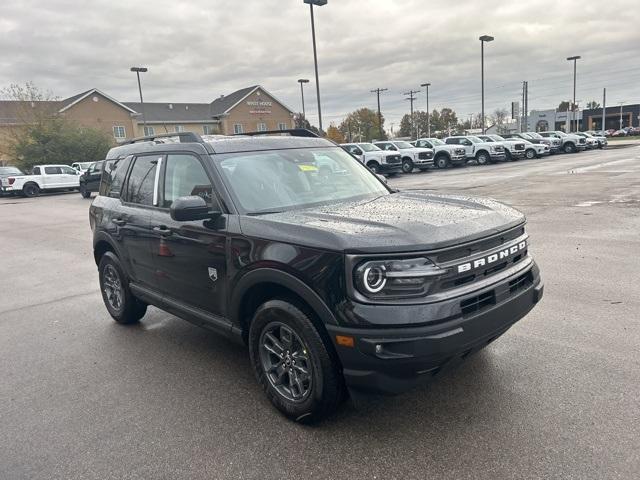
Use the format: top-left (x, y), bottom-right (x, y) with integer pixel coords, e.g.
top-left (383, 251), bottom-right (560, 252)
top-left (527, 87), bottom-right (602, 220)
top-left (376, 174), bottom-right (388, 184)
top-left (170, 195), bottom-right (219, 221)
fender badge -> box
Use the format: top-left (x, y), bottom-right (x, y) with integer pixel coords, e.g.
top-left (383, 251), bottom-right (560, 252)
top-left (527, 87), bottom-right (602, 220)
top-left (208, 267), bottom-right (218, 282)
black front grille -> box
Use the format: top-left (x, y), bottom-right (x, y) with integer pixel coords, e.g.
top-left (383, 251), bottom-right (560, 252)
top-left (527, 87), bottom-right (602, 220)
top-left (455, 148), bottom-right (466, 155)
top-left (515, 143), bottom-right (525, 150)
top-left (494, 145), bottom-right (504, 152)
top-left (579, 138), bottom-right (586, 144)
top-left (386, 155), bottom-right (401, 164)
top-left (418, 151), bottom-right (433, 159)
top-left (430, 226), bottom-right (525, 264)
top-left (461, 290), bottom-right (496, 316)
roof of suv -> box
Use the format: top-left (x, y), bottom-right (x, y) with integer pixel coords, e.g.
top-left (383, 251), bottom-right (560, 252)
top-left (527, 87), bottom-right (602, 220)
top-left (106, 130), bottom-right (334, 160)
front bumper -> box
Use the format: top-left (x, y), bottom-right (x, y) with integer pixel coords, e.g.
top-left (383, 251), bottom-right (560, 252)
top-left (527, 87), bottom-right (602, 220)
top-left (328, 262), bottom-right (543, 395)
top-left (510, 150), bottom-right (526, 159)
top-left (490, 152), bottom-right (507, 161)
top-left (379, 163), bottom-right (403, 174)
top-left (414, 158), bottom-right (434, 167)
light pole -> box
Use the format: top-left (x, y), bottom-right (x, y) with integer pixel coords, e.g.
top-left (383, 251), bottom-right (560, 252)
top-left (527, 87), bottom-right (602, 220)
top-left (619, 102), bottom-right (625, 129)
top-left (297, 79), bottom-right (309, 119)
top-left (303, 0), bottom-right (327, 134)
top-left (421, 83), bottom-right (431, 137)
top-left (130, 67), bottom-right (148, 134)
top-left (566, 55), bottom-right (581, 132)
top-left (479, 35), bottom-right (494, 134)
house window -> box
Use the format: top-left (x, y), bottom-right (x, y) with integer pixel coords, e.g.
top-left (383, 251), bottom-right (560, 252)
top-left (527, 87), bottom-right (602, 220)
top-left (278, 122), bottom-right (288, 131)
top-left (174, 125), bottom-right (185, 133)
top-left (233, 124), bottom-right (244, 134)
top-left (203, 125), bottom-right (215, 135)
top-left (143, 126), bottom-right (155, 136)
top-left (113, 126), bottom-right (126, 139)
top-left (257, 122), bottom-right (267, 132)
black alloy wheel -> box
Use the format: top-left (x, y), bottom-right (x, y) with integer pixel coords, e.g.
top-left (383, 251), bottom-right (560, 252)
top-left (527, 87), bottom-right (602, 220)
top-left (402, 158), bottom-right (414, 173)
top-left (22, 183), bottom-right (39, 197)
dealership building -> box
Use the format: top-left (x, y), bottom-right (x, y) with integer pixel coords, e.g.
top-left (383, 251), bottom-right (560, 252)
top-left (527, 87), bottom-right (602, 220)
top-left (0, 85), bottom-right (295, 163)
top-left (526, 104), bottom-right (639, 132)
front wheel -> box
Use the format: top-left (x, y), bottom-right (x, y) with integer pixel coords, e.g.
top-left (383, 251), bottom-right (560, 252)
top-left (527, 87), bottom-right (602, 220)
top-left (435, 155), bottom-right (450, 169)
top-left (401, 158), bottom-right (414, 173)
top-left (476, 152), bottom-right (490, 165)
top-left (366, 162), bottom-right (380, 174)
top-left (249, 299), bottom-right (344, 423)
top-left (525, 149), bottom-right (537, 160)
top-left (564, 143), bottom-right (576, 154)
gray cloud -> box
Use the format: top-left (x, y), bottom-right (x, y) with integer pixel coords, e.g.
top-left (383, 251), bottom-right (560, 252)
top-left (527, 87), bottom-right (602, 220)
top-left (1, 0), bottom-right (638, 129)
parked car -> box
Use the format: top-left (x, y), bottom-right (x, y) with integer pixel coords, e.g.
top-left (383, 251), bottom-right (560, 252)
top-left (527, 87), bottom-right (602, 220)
top-left (373, 140), bottom-right (434, 173)
top-left (444, 136), bottom-right (506, 165)
top-left (478, 135), bottom-right (527, 161)
top-left (523, 132), bottom-right (562, 153)
top-left (340, 143), bottom-right (402, 175)
top-left (71, 162), bottom-right (94, 173)
top-left (538, 131), bottom-right (587, 153)
top-left (504, 132), bottom-right (556, 154)
top-left (575, 132), bottom-right (602, 149)
top-left (1, 164), bottom-right (81, 197)
top-left (80, 160), bottom-right (113, 198)
top-left (612, 129), bottom-right (627, 137)
top-left (90, 130), bottom-right (543, 423)
top-left (500, 136), bottom-right (550, 159)
top-left (413, 138), bottom-right (467, 169)
top-left (0, 166), bottom-right (25, 195)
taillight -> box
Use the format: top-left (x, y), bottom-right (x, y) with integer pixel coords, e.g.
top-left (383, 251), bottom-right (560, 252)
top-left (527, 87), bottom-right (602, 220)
top-left (8, 177), bottom-right (15, 185)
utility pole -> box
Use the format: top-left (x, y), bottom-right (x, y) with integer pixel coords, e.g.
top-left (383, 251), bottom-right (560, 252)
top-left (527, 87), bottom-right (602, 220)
top-left (404, 89), bottom-right (419, 139)
top-left (601, 88), bottom-right (606, 132)
top-left (370, 87), bottom-right (388, 139)
top-left (420, 83), bottom-right (431, 137)
top-left (566, 55), bottom-right (581, 132)
top-left (524, 81), bottom-right (528, 132)
top-left (522, 82), bottom-right (526, 133)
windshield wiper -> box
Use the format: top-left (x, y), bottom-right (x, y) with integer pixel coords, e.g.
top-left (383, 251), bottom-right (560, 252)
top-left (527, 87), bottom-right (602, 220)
top-left (246, 210), bottom-right (284, 216)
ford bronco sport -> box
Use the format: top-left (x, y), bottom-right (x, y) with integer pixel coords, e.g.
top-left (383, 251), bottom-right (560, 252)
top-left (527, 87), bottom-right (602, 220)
top-left (90, 130), bottom-right (543, 423)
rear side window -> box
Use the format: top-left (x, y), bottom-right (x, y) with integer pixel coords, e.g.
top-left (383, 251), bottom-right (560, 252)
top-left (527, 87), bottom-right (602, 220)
top-left (100, 156), bottom-right (131, 198)
top-left (162, 154), bottom-right (214, 208)
top-left (44, 167), bottom-right (62, 175)
top-left (445, 138), bottom-right (458, 144)
top-left (125, 155), bottom-right (159, 206)
top-left (32, 167), bottom-right (41, 175)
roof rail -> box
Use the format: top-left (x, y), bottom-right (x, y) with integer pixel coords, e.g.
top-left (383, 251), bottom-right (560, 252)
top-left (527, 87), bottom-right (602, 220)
top-left (238, 128), bottom-right (320, 138)
top-left (122, 131), bottom-right (205, 145)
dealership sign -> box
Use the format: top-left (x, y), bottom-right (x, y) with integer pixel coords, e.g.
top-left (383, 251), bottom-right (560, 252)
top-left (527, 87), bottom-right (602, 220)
top-left (248, 99), bottom-right (272, 114)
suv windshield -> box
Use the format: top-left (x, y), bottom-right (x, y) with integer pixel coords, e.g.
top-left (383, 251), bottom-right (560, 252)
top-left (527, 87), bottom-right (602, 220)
top-left (393, 141), bottom-right (414, 149)
top-left (215, 147), bottom-right (389, 214)
top-left (358, 143), bottom-right (380, 152)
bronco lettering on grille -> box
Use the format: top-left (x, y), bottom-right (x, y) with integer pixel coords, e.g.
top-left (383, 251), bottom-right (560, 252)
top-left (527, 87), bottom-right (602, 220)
top-left (457, 241), bottom-right (527, 273)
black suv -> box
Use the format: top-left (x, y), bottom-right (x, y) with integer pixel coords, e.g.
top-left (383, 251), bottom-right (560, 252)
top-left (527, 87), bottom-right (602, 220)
top-left (80, 160), bottom-right (112, 198)
top-left (90, 130), bottom-right (543, 422)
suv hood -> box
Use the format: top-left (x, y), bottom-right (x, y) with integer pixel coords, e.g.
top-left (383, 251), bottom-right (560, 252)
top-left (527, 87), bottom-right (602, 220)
top-left (239, 191), bottom-right (525, 254)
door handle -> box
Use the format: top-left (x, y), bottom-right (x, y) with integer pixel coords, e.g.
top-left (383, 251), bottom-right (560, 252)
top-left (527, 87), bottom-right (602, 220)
top-left (112, 218), bottom-right (126, 226)
top-left (153, 225), bottom-right (173, 237)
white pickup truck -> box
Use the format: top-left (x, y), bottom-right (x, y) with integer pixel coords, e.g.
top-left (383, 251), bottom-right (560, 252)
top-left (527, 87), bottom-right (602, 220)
top-left (340, 142), bottom-right (402, 175)
top-left (0, 164), bottom-right (81, 197)
top-left (373, 140), bottom-right (435, 173)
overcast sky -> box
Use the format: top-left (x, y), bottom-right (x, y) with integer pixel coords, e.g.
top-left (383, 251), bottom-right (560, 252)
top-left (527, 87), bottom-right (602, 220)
top-left (1, 0), bottom-right (639, 130)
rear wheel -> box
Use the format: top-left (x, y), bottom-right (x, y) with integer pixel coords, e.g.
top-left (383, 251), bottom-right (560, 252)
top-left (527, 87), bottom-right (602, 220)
top-left (505, 150), bottom-right (514, 161)
top-left (249, 299), bottom-right (344, 423)
top-left (22, 182), bottom-right (40, 198)
top-left (401, 158), bottom-right (414, 173)
top-left (99, 252), bottom-right (147, 324)
top-left (525, 148), bottom-right (537, 160)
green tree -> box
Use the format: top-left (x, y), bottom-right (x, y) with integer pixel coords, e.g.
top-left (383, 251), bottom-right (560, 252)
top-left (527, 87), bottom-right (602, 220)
top-left (557, 101), bottom-right (577, 112)
top-left (1, 83), bottom-right (112, 170)
top-left (338, 108), bottom-right (386, 142)
top-left (586, 100), bottom-right (601, 110)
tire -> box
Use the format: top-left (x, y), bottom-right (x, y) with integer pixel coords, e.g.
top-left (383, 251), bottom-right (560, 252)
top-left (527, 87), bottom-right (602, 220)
top-left (22, 182), bottom-right (40, 198)
top-left (98, 251), bottom-right (147, 324)
top-left (434, 154), bottom-right (450, 169)
top-left (366, 162), bottom-right (380, 174)
top-left (80, 184), bottom-right (91, 198)
top-left (401, 158), bottom-right (414, 173)
top-left (249, 299), bottom-right (344, 423)
top-left (525, 148), bottom-right (536, 160)
top-left (505, 150), bottom-right (515, 162)
top-left (475, 151), bottom-right (490, 165)
top-left (564, 142), bottom-right (576, 154)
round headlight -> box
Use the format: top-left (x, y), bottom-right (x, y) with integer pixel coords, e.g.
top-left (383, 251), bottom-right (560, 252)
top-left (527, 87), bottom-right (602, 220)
top-left (363, 265), bottom-right (386, 293)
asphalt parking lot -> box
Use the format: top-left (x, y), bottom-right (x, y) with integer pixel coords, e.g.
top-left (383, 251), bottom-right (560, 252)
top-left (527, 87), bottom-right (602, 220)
top-left (1, 146), bottom-right (639, 480)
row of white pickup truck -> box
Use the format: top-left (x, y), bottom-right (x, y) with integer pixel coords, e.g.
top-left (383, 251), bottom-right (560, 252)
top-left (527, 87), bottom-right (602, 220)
top-left (0, 164), bottom-right (82, 197)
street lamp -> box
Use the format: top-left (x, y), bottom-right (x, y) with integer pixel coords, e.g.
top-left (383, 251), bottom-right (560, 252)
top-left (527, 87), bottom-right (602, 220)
top-left (420, 83), bottom-right (431, 137)
top-left (297, 79), bottom-right (309, 119)
top-left (130, 67), bottom-right (148, 134)
top-left (479, 35), bottom-right (494, 134)
top-left (619, 102), bottom-right (625, 129)
top-left (303, 0), bottom-right (327, 134)
top-left (566, 55), bottom-right (581, 132)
